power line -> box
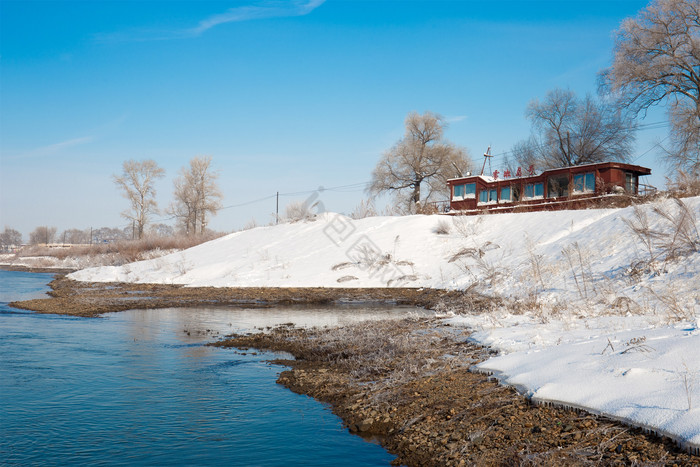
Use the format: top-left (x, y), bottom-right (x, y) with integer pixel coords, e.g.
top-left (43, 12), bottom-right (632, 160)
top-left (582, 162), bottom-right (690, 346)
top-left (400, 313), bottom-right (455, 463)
top-left (151, 181), bottom-right (372, 224)
top-left (220, 194), bottom-right (277, 210)
top-left (631, 135), bottom-right (670, 163)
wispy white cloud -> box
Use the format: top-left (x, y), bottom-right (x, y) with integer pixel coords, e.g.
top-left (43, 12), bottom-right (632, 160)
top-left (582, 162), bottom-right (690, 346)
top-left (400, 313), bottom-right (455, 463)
top-left (14, 136), bottom-right (95, 160)
top-left (190, 0), bottom-right (325, 36)
top-left (446, 115), bottom-right (468, 123)
top-left (6, 114), bottom-right (128, 161)
top-left (96, 0), bottom-right (325, 43)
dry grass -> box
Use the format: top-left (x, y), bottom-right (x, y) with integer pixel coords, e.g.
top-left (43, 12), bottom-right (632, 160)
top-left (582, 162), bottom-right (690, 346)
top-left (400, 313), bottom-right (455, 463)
top-left (562, 242), bottom-right (593, 300)
top-left (17, 233), bottom-right (224, 264)
top-left (624, 198), bottom-right (700, 273)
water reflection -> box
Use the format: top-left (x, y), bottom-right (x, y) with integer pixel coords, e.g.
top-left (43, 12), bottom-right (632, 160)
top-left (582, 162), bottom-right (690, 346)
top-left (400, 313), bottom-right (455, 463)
top-left (113, 304), bottom-right (432, 341)
top-left (0, 271), bottom-right (425, 466)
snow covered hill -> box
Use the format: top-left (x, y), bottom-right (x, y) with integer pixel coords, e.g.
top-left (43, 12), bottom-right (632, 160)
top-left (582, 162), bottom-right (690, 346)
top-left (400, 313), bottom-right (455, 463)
top-left (70, 196), bottom-right (700, 452)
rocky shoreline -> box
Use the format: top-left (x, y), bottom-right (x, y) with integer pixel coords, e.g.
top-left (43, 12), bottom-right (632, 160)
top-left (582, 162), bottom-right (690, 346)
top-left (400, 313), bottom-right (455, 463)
top-left (7, 272), bottom-right (698, 465)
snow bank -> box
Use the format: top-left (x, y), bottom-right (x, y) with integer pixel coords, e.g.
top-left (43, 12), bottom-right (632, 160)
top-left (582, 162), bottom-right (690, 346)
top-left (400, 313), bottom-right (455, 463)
top-left (69, 196), bottom-right (700, 449)
top-left (447, 313), bottom-right (700, 451)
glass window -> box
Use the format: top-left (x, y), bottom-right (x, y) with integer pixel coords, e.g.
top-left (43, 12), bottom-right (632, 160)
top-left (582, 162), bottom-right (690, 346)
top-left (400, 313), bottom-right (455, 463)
top-left (547, 175), bottom-right (569, 198)
top-left (479, 190), bottom-right (488, 203)
top-left (500, 186), bottom-right (511, 201)
top-left (574, 173), bottom-right (595, 193)
top-left (464, 183), bottom-right (476, 197)
top-left (534, 183), bottom-right (544, 197)
top-left (625, 173), bottom-right (638, 193)
top-left (489, 189), bottom-right (497, 202)
top-left (454, 184), bottom-right (463, 198)
top-left (535, 183), bottom-right (544, 198)
top-left (525, 184), bottom-right (534, 198)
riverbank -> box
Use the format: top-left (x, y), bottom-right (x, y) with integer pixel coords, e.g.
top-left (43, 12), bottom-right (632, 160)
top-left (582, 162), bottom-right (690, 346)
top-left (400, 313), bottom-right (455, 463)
top-left (215, 318), bottom-right (696, 466)
top-left (8, 275), bottom-right (495, 317)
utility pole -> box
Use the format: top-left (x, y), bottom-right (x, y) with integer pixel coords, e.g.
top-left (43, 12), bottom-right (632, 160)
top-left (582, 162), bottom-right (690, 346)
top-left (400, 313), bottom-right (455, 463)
top-left (480, 146), bottom-right (492, 176)
top-left (276, 192), bottom-right (279, 224)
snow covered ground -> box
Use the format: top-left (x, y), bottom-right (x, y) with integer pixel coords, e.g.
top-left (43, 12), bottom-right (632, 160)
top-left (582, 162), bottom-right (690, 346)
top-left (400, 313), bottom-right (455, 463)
top-left (70, 195), bottom-right (700, 451)
top-left (0, 249), bottom-right (175, 271)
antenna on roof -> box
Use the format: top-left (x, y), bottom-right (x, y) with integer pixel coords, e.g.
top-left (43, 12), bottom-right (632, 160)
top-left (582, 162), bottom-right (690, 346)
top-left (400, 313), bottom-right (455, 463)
top-left (480, 146), bottom-right (492, 176)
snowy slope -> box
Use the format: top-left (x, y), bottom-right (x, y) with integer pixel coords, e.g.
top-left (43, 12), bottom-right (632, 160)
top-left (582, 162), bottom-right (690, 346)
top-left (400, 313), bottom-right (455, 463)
top-left (70, 196), bottom-right (700, 450)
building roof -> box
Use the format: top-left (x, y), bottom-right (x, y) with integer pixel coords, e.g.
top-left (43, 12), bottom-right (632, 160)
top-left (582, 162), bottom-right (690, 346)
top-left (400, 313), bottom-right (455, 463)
top-left (447, 161), bottom-right (652, 184)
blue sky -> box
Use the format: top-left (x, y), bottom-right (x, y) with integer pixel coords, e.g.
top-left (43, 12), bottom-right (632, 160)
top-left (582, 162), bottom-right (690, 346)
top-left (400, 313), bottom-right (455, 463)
top-left (1, 0), bottom-right (670, 238)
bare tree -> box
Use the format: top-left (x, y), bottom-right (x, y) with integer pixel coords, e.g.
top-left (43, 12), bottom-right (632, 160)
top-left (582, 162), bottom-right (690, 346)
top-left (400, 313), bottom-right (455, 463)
top-left (148, 223), bottom-right (175, 237)
top-left (113, 159), bottom-right (165, 239)
top-left (60, 228), bottom-right (90, 244)
top-left (601, 0), bottom-right (700, 176)
top-left (368, 111), bottom-right (472, 213)
top-left (0, 227), bottom-right (22, 251)
top-left (511, 89), bottom-right (636, 170)
top-left (29, 226), bottom-right (57, 245)
top-left (168, 156), bottom-right (223, 234)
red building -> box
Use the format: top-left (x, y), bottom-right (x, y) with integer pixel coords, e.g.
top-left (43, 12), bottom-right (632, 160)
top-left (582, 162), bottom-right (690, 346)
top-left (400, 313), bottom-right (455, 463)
top-left (447, 162), bottom-right (653, 214)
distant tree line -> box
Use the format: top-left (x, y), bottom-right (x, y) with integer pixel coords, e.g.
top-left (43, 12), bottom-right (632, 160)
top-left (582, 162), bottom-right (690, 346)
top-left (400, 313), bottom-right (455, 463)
top-left (2, 155), bottom-right (224, 251)
top-left (0, 223), bottom-right (180, 252)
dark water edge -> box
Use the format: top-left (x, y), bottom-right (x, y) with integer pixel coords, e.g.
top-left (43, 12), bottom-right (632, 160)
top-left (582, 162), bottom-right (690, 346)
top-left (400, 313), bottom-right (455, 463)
top-left (0, 270), bottom-right (395, 466)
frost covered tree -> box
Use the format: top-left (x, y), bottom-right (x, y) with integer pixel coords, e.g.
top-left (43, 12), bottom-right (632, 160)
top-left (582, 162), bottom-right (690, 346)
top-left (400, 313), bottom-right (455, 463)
top-left (168, 156), bottom-right (223, 235)
top-left (113, 159), bottom-right (165, 239)
top-left (0, 227), bottom-right (22, 251)
top-left (368, 111), bottom-right (472, 213)
top-left (600, 0), bottom-right (700, 176)
top-left (510, 88), bottom-right (636, 170)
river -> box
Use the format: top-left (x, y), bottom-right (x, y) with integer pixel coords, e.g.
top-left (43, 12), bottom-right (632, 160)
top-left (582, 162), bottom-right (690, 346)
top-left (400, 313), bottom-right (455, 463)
top-left (0, 270), bottom-right (427, 465)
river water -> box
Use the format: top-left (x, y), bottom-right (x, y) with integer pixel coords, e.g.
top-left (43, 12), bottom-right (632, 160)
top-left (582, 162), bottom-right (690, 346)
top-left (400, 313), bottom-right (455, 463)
top-left (0, 270), bottom-right (426, 465)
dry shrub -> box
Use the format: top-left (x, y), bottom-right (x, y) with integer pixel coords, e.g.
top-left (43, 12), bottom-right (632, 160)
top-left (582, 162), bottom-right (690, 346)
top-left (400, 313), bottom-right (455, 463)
top-left (666, 172), bottom-right (700, 197)
top-left (350, 199), bottom-right (377, 219)
top-left (646, 285), bottom-right (697, 322)
top-left (242, 218), bottom-right (258, 231)
top-left (449, 241), bottom-right (504, 290)
top-left (416, 203), bottom-right (441, 215)
top-left (284, 200), bottom-right (318, 223)
top-left (624, 198), bottom-right (700, 277)
top-left (433, 218), bottom-right (452, 235)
